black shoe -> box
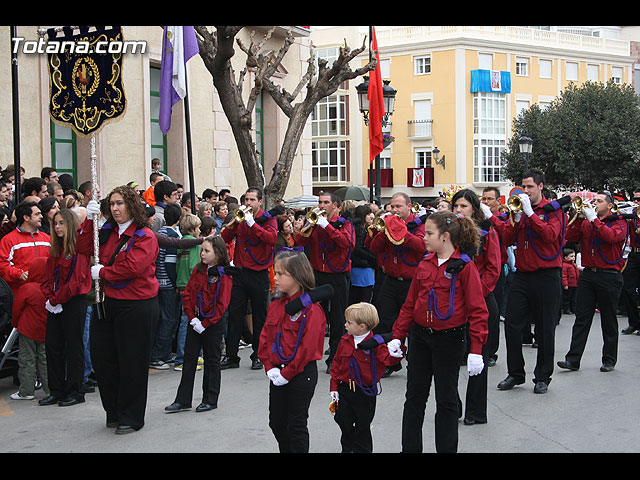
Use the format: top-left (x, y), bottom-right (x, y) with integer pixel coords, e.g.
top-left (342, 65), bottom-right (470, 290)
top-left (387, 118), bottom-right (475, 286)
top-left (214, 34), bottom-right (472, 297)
top-left (38, 395), bottom-right (63, 406)
top-left (220, 356), bottom-right (239, 370)
top-left (600, 363), bottom-right (615, 372)
top-left (165, 402), bottom-right (191, 413)
top-left (533, 381), bottom-right (548, 394)
top-left (487, 358), bottom-right (497, 367)
top-left (81, 383), bottom-right (95, 393)
top-left (557, 360), bottom-right (579, 371)
top-left (196, 402), bottom-right (217, 412)
top-left (58, 396), bottom-right (85, 407)
top-left (115, 425), bottom-right (139, 435)
top-left (463, 418), bottom-right (487, 426)
top-left (497, 375), bottom-right (524, 390)
top-left (382, 363), bottom-right (402, 378)
top-left (621, 326), bottom-right (638, 335)
top-left (250, 358), bottom-right (263, 370)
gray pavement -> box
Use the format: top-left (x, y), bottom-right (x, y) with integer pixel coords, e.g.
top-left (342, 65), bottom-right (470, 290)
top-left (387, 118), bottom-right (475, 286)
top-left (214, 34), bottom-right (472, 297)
top-left (1, 313), bottom-right (640, 453)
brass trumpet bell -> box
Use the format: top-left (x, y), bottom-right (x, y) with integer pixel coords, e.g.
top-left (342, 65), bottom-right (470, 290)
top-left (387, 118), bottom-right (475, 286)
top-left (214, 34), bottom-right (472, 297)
top-left (299, 208), bottom-right (326, 237)
top-left (411, 203), bottom-right (421, 215)
top-left (507, 195), bottom-right (522, 213)
top-left (372, 216), bottom-right (386, 231)
top-left (225, 205), bottom-right (253, 228)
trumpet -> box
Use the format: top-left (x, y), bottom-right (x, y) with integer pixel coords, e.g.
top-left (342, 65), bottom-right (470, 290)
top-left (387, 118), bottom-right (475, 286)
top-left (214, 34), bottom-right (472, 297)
top-left (299, 208), bottom-right (327, 237)
top-left (225, 205), bottom-right (253, 228)
top-left (568, 196), bottom-right (584, 226)
top-left (507, 195), bottom-right (523, 226)
top-left (411, 203), bottom-right (421, 215)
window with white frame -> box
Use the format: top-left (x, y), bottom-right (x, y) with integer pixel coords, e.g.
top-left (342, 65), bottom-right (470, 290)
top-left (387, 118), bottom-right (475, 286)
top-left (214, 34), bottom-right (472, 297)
top-left (474, 138), bottom-right (506, 183)
top-left (315, 47), bottom-right (338, 68)
top-left (473, 91), bottom-right (506, 182)
top-left (566, 62), bottom-right (578, 81)
top-left (479, 53), bottom-right (493, 70)
top-left (611, 66), bottom-right (623, 84)
top-left (415, 149), bottom-right (432, 168)
top-left (380, 58), bottom-right (391, 79)
top-left (312, 94), bottom-right (347, 137)
top-left (587, 64), bottom-right (599, 82)
top-left (539, 59), bottom-right (552, 79)
top-left (312, 140), bottom-right (348, 182)
top-left (516, 57), bottom-right (529, 76)
top-left (414, 55), bottom-right (431, 75)
top-left (379, 150), bottom-right (391, 169)
top-left (516, 100), bottom-right (530, 116)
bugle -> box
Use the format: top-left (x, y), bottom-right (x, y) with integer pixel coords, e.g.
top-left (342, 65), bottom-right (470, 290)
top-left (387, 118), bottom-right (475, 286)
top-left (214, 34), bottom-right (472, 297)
top-left (299, 208), bottom-right (326, 237)
top-left (567, 196), bottom-right (584, 226)
top-left (507, 195), bottom-right (523, 226)
top-left (225, 205), bottom-right (253, 228)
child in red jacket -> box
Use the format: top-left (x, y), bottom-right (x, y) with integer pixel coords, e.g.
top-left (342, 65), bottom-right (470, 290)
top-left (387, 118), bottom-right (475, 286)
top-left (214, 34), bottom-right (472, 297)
top-left (562, 248), bottom-right (579, 314)
top-left (329, 302), bottom-right (403, 453)
top-left (10, 256), bottom-right (49, 400)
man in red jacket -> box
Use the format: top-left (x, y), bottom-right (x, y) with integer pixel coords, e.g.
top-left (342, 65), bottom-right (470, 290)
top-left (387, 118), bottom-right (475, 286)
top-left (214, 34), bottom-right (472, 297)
top-left (0, 201), bottom-right (50, 294)
top-left (497, 170), bottom-right (566, 394)
top-left (295, 192), bottom-right (356, 373)
top-left (220, 188), bottom-right (277, 370)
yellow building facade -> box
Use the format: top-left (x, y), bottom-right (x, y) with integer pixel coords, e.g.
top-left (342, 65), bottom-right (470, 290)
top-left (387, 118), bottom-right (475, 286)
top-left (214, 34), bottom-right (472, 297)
top-left (311, 26), bottom-right (636, 204)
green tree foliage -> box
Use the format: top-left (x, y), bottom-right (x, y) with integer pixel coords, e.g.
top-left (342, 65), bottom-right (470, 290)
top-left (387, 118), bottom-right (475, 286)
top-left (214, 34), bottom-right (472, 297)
top-left (502, 81), bottom-right (640, 196)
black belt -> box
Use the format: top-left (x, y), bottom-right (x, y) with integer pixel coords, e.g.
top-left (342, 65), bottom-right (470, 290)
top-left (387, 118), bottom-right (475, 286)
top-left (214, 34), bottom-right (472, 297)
top-left (416, 324), bottom-right (466, 335)
top-left (584, 267), bottom-right (620, 274)
top-left (388, 275), bottom-right (410, 282)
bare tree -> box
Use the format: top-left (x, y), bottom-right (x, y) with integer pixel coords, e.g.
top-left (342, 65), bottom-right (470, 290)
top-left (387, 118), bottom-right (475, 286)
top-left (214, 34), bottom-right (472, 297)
top-left (194, 26), bottom-right (375, 208)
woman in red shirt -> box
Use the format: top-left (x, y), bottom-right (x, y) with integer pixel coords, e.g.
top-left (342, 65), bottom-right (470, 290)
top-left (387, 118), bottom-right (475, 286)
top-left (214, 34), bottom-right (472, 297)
top-left (258, 250), bottom-right (326, 453)
top-left (40, 208), bottom-right (92, 407)
top-left (78, 185), bottom-right (159, 435)
top-left (390, 211), bottom-right (488, 453)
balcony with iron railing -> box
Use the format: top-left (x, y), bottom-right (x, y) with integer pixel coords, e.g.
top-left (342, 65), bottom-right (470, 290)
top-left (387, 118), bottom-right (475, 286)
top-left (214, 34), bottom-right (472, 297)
top-left (408, 119), bottom-right (433, 139)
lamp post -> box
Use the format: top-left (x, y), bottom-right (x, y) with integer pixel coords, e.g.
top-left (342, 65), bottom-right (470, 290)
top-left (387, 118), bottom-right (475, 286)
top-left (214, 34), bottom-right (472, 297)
top-left (519, 136), bottom-right (533, 171)
top-left (433, 146), bottom-right (445, 168)
top-left (356, 76), bottom-right (397, 205)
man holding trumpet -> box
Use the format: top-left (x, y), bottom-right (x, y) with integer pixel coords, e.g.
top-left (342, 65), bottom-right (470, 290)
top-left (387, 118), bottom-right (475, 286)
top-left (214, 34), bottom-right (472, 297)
top-left (295, 192), bottom-right (355, 372)
top-left (620, 189), bottom-right (640, 335)
top-left (365, 193), bottom-right (426, 377)
top-left (558, 191), bottom-right (627, 373)
top-left (497, 169), bottom-right (567, 394)
top-left (220, 188), bottom-right (278, 370)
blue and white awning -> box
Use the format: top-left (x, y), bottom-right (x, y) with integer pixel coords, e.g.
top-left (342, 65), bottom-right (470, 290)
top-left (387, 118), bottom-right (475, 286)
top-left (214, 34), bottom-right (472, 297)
top-left (470, 69), bottom-right (511, 94)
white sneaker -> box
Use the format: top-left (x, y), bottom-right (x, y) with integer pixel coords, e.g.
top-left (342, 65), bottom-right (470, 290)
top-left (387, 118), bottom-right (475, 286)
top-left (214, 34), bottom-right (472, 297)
top-left (10, 392), bottom-right (34, 400)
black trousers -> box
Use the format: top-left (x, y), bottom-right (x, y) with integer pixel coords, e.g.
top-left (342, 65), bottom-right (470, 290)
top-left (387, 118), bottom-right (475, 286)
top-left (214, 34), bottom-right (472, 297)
top-left (348, 285), bottom-right (373, 306)
top-left (374, 275), bottom-right (412, 334)
top-left (401, 324), bottom-right (465, 453)
top-left (463, 291), bottom-right (498, 423)
top-left (334, 381), bottom-right (377, 453)
top-left (488, 268), bottom-right (506, 360)
top-left (268, 361), bottom-right (318, 453)
top-left (564, 269), bottom-right (623, 368)
top-left (225, 268), bottom-right (269, 362)
top-left (91, 296), bottom-right (158, 430)
top-left (314, 271), bottom-right (348, 367)
top-left (174, 318), bottom-right (224, 406)
top-left (504, 268), bottom-right (561, 385)
top-left (45, 295), bottom-right (88, 400)
top-left (620, 252), bottom-right (640, 329)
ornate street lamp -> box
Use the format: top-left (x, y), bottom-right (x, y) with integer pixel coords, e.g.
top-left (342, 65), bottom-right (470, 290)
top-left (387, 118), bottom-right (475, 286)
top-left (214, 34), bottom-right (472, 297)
top-left (433, 146), bottom-right (445, 169)
top-left (519, 136), bottom-right (533, 171)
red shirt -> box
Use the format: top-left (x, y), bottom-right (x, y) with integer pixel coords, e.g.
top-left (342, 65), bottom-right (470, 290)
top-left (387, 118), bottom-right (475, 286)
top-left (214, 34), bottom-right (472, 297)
top-left (368, 213), bottom-right (426, 279)
top-left (329, 331), bottom-right (402, 392)
top-left (220, 208), bottom-right (277, 271)
top-left (258, 290), bottom-right (327, 382)
top-left (182, 266), bottom-right (232, 329)
top-left (294, 214), bottom-right (355, 273)
top-left (489, 211), bottom-right (509, 265)
top-left (627, 217), bottom-right (640, 250)
top-left (502, 197), bottom-right (567, 272)
top-left (475, 224), bottom-right (502, 297)
top-left (12, 257), bottom-right (48, 342)
top-left (42, 252), bottom-right (92, 306)
top-left (562, 260), bottom-right (580, 287)
top-left (565, 215), bottom-right (628, 271)
top-left (392, 250), bottom-right (488, 355)
top-left (77, 218), bottom-right (159, 300)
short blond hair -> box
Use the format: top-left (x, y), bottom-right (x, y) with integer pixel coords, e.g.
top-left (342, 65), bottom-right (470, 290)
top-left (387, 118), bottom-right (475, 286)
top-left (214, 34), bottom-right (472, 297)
top-left (345, 302), bottom-right (379, 330)
top-left (179, 213), bottom-right (202, 236)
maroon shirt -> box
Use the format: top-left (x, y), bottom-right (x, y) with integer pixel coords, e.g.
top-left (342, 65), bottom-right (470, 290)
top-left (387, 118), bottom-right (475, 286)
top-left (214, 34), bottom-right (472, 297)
top-left (566, 215), bottom-right (627, 271)
top-left (182, 266), bottom-right (232, 328)
top-left (220, 208), bottom-right (277, 271)
top-left (295, 214), bottom-right (355, 273)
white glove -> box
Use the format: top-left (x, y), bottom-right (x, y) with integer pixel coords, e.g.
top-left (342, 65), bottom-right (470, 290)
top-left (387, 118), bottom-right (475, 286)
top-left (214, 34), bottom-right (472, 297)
top-left (512, 212), bottom-right (523, 223)
top-left (583, 202), bottom-right (597, 222)
top-left (480, 202), bottom-right (493, 220)
top-left (244, 212), bottom-right (255, 227)
top-left (91, 264), bottom-right (103, 280)
top-left (191, 318), bottom-right (205, 334)
top-left (519, 194), bottom-right (534, 217)
top-left (467, 353), bottom-right (484, 376)
top-left (387, 339), bottom-right (403, 358)
top-left (330, 391), bottom-right (339, 403)
top-left (316, 215), bottom-right (329, 229)
top-left (272, 371), bottom-right (289, 386)
top-left (86, 200), bottom-right (101, 216)
top-left (45, 300), bottom-right (62, 314)
top-left (266, 367), bottom-right (280, 383)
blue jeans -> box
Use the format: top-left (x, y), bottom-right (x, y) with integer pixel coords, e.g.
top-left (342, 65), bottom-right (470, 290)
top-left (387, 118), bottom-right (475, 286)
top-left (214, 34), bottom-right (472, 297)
top-left (174, 303), bottom-right (189, 366)
top-left (151, 289), bottom-right (182, 363)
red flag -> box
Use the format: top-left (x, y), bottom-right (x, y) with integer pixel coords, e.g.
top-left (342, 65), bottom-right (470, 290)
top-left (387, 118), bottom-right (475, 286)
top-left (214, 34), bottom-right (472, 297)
top-left (368, 27), bottom-right (384, 164)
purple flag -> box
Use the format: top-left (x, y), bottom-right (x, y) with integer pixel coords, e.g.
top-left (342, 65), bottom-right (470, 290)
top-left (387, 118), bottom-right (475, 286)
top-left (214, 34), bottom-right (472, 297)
top-left (159, 26), bottom-right (199, 134)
